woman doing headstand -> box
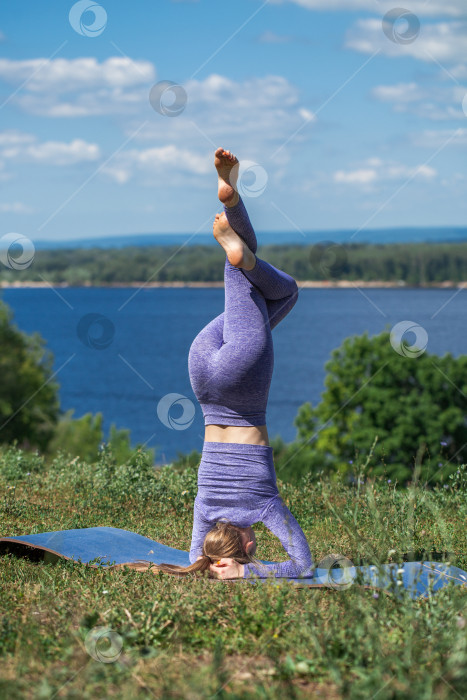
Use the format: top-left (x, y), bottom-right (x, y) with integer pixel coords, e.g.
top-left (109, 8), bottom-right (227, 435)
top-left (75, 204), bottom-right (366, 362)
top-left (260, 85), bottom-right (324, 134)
top-left (118, 148), bottom-right (314, 580)
top-left (184, 148), bottom-right (314, 580)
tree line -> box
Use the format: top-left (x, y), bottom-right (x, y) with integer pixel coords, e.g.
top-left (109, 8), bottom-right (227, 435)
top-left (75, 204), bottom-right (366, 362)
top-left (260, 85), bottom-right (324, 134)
top-left (2, 241), bottom-right (467, 285)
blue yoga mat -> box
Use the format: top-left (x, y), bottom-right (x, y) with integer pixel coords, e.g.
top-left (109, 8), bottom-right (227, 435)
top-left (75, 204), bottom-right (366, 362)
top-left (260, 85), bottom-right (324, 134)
top-left (1, 526), bottom-right (466, 599)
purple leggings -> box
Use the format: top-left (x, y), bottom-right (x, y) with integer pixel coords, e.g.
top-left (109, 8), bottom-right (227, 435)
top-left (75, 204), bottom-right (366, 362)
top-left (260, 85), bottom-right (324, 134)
top-left (188, 197), bottom-right (299, 426)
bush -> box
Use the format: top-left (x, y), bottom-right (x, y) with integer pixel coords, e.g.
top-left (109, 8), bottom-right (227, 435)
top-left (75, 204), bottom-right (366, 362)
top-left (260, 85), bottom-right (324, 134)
top-left (280, 330), bottom-right (467, 486)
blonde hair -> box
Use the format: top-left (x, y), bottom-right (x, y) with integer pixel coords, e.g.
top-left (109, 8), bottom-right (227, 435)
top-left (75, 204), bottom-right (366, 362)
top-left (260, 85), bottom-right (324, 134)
top-left (111, 521), bottom-right (267, 578)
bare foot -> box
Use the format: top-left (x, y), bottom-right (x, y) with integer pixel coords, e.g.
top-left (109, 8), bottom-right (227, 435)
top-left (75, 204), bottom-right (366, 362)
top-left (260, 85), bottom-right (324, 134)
top-left (213, 213), bottom-right (255, 270)
top-left (214, 147), bottom-right (239, 207)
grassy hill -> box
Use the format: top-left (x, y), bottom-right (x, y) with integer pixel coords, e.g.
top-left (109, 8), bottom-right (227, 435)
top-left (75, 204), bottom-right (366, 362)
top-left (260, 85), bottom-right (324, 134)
top-left (0, 445), bottom-right (466, 699)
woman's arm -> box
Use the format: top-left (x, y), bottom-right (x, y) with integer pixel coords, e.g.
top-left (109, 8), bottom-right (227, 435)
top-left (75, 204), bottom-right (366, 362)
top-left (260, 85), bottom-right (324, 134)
top-left (189, 499), bottom-right (215, 564)
top-left (243, 495), bottom-right (314, 579)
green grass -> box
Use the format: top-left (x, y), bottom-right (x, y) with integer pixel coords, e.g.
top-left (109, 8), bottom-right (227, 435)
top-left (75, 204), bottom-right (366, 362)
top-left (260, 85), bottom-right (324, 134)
top-left (0, 444), bottom-right (466, 699)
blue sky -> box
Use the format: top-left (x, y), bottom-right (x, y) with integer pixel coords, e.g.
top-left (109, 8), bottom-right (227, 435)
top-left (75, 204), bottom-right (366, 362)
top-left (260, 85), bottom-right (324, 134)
top-left (0, 0), bottom-right (466, 241)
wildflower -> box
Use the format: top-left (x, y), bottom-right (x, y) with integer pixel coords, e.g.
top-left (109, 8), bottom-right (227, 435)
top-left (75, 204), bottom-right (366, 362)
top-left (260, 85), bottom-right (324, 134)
top-left (397, 568), bottom-right (404, 574)
top-left (438, 463), bottom-right (443, 467)
top-left (396, 581), bottom-right (402, 586)
top-left (373, 592), bottom-right (379, 599)
top-left (443, 485), bottom-right (449, 489)
top-left (440, 441), bottom-right (447, 446)
top-left (102, 590), bottom-right (108, 595)
top-left (387, 479), bottom-right (391, 483)
top-left (349, 460), bottom-right (353, 464)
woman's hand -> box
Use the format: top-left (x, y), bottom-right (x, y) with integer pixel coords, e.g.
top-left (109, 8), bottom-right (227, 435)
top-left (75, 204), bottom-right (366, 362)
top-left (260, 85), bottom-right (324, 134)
top-left (209, 557), bottom-right (244, 579)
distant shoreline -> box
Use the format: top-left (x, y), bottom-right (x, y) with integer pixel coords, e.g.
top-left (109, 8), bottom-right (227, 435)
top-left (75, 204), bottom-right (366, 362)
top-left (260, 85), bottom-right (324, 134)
top-left (1, 280), bottom-right (466, 289)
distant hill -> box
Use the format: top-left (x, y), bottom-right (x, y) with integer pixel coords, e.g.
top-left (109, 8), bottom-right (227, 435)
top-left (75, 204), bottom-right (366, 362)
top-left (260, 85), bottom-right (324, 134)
top-left (32, 226), bottom-right (467, 250)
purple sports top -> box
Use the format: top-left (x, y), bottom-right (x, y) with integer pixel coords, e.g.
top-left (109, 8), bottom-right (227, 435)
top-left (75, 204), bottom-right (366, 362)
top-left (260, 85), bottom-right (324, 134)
top-left (188, 441), bottom-right (314, 579)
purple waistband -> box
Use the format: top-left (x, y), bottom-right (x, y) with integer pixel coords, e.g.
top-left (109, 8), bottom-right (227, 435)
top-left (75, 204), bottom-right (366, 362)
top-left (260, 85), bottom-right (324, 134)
top-left (202, 440), bottom-right (273, 455)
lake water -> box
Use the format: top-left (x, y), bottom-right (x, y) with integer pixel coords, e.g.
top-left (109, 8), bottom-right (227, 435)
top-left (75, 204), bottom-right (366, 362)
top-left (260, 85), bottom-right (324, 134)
top-left (2, 286), bottom-right (465, 464)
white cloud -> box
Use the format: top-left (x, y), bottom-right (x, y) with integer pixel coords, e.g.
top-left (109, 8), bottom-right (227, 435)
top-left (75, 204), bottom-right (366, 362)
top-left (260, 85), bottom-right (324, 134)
top-left (372, 82), bottom-right (466, 120)
top-left (410, 128), bottom-right (467, 148)
top-left (0, 201), bottom-right (33, 213)
top-left (0, 130), bottom-right (36, 146)
top-left (0, 56), bottom-right (155, 117)
top-left (102, 145), bottom-right (213, 184)
top-left (282, 1), bottom-right (466, 18)
top-left (0, 56), bottom-right (155, 92)
top-left (0, 130), bottom-right (101, 166)
top-left (372, 82), bottom-right (425, 104)
top-left (334, 168), bottom-right (378, 184)
top-left (18, 139), bottom-right (100, 165)
top-left (299, 107), bottom-right (316, 122)
top-left (346, 19), bottom-right (467, 64)
top-left (333, 158), bottom-right (437, 186)
top-left (130, 73), bottom-right (315, 160)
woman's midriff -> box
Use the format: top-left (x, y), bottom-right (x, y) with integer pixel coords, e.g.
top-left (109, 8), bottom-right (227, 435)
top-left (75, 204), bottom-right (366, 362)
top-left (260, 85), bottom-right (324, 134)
top-left (204, 424), bottom-right (269, 446)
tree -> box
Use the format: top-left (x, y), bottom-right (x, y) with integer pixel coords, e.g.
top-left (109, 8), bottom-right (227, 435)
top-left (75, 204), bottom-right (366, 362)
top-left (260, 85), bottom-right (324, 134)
top-left (46, 410), bottom-right (103, 463)
top-left (45, 411), bottom-right (154, 465)
top-left (0, 299), bottom-right (60, 451)
top-left (289, 330), bottom-right (467, 485)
